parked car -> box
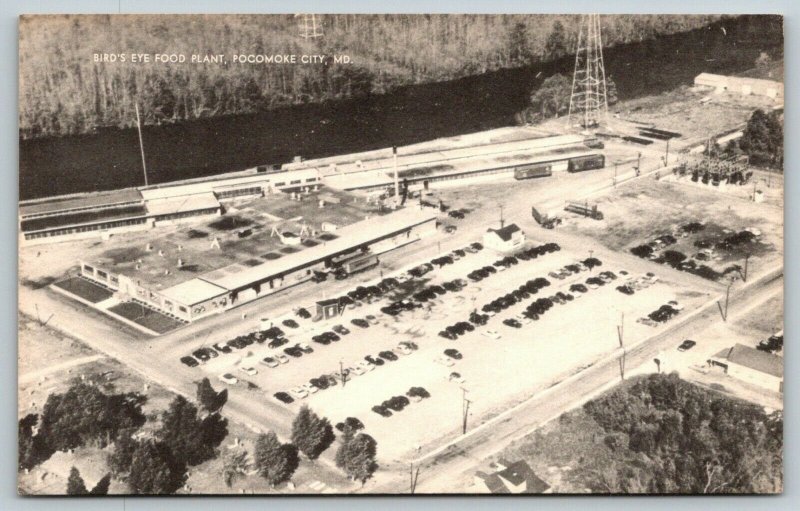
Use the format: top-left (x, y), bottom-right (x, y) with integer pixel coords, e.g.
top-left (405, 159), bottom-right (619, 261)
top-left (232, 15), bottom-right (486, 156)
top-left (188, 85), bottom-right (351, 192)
top-left (379, 350), bottom-right (399, 362)
top-left (212, 342), bottom-right (232, 354)
top-left (284, 346), bottom-right (304, 358)
top-left (365, 355), bottom-right (385, 366)
top-left (219, 373), bottom-right (239, 385)
top-left (239, 366), bottom-right (258, 376)
top-left (335, 417), bottom-right (365, 432)
top-left (332, 324), bottom-right (350, 336)
top-left (268, 337), bottom-right (289, 349)
top-left (290, 387), bottom-right (309, 399)
top-left (261, 356), bottom-right (279, 368)
top-left (503, 318), bottom-right (523, 328)
top-left (351, 318), bottom-right (370, 329)
top-left (274, 392), bottom-right (294, 404)
top-left (372, 405), bottom-right (392, 417)
top-left (482, 330), bottom-right (501, 340)
top-left (282, 319), bottom-right (300, 329)
top-left (276, 353), bottom-right (290, 364)
top-left (180, 356), bottom-right (199, 368)
top-left (444, 349), bottom-right (463, 360)
top-left (678, 339), bottom-right (697, 352)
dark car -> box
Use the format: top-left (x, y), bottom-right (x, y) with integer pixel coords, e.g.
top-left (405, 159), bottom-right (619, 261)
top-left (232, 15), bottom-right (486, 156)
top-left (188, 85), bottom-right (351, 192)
top-left (268, 337), bottom-right (289, 349)
top-left (180, 356), bottom-right (199, 368)
top-left (616, 285), bottom-right (635, 295)
top-left (407, 386), bottom-right (431, 399)
top-left (503, 318), bottom-right (522, 328)
top-left (192, 348), bottom-right (213, 362)
top-left (379, 350), bottom-right (399, 362)
top-left (471, 242), bottom-right (483, 250)
top-left (677, 339), bottom-right (697, 352)
top-left (371, 405), bottom-right (392, 417)
top-left (444, 349), bottom-right (463, 360)
top-left (309, 377), bottom-right (329, 390)
top-left (383, 396), bottom-right (410, 412)
top-left (365, 355), bottom-right (385, 366)
top-left (335, 417), bottom-right (366, 432)
top-left (282, 319), bottom-right (300, 329)
top-left (312, 335), bottom-right (331, 345)
top-left (332, 324), bottom-right (350, 336)
top-left (351, 318), bottom-right (370, 329)
top-left (439, 330), bottom-right (457, 340)
top-left (570, 283), bottom-right (589, 294)
top-left (212, 342), bottom-right (232, 354)
top-left (274, 392), bottom-right (294, 404)
top-left (296, 343), bottom-right (314, 354)
top-left (284, 346), bottom-right (304, 357)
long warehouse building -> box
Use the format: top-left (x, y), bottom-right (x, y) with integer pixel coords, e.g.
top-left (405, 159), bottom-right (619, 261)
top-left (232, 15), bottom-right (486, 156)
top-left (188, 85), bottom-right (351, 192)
top-left (79, 207), bottom-right (437, 322)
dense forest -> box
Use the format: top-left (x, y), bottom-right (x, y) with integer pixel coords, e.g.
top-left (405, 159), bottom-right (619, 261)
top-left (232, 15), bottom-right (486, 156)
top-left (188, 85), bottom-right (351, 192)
top-left (19, 14), bottom-right (724, 139)
top-left (579, 373), bottom-right (783, 493)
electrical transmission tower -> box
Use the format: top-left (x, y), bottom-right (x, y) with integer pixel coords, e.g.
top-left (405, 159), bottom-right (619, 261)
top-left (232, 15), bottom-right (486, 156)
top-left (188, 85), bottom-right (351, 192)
top-left (297, 14), bottom-right (323, 39)
top-left (568, 14), bottom-right (608, 130)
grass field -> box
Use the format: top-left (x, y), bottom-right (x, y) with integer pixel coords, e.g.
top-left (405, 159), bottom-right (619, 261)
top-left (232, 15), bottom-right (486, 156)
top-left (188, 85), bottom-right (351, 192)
top-left (108, 301), bottom-right (184, 333)
top-left (53, 277), bottom-right (113, 303)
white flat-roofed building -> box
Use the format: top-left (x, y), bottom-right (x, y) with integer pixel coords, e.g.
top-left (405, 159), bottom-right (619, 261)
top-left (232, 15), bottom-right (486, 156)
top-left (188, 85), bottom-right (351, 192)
top-left (80, 207), bottom-right (437, 323)
top-left (709, 343), bottom-right (783, 393)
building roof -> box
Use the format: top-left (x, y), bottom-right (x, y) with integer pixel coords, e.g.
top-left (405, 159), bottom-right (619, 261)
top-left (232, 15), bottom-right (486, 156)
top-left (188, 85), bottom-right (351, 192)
top-left (487, 224), bottom-right (521, 242)
top-left (144, 192), bottom-right (221, 217)
top-left (160, 278), bottom-right (229, 306)
top-left (19, 189), bottom-right (143, 217)
top-left (476, 460), bottom-right (550, 494)
top-left (198, 207), bottom-right (436, 291)
top-left (717, 343), bottom-right (783, 378)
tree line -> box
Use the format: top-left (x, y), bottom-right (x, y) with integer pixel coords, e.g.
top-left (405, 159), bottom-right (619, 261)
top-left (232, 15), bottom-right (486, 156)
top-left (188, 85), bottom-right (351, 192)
top-left (19, 14), bottom-right (722, 138)
top-left (19, 377), bottom-right (378, 494)
top-left (579, 373), bottom-right (782, 493)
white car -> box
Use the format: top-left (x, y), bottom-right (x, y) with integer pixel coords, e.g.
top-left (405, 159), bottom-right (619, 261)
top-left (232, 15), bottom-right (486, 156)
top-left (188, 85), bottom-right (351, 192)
top-left (668, 300), bottom-right (684, 311)
top-left (356, 361), bottom-right (375, 372)
top-left (481, 329), bottom-right (501, 340)
top-left (276, 354), bottom-right (290, 364)
top-left (290, 387), bottom-right (309, 399)
top-left (351, 365), bottom-right (366, 376)
top-left (301, 383), bottom-right (319, 394)
top-left (239, 366), bottom-right (258, 376)
top-left (219, 373), bottom-right (238, 385)
top-left (514, 314), bottom-right (532, 325)
top-left (434, 356), bottom-right (454, 367)
top-left (395, 344), bottom-right (413, 355)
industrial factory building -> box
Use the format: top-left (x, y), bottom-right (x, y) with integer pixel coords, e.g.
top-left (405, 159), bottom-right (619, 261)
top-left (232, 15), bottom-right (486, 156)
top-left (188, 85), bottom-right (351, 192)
top-left (78, 207), bottom-right (437, 322)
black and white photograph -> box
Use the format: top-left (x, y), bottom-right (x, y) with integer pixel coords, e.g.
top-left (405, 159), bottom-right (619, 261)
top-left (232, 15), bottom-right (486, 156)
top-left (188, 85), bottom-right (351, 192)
top-left (16, 13), bottom-right (783, 495)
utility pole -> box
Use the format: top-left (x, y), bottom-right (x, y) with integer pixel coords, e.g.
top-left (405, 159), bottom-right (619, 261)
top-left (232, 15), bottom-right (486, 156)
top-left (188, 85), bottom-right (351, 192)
top-left (499, 205), bottom-right (505, 229)
top-left (461, 387), bottom-right (471, 434)
top-left (665, 138), bottom-right (670, 166)
top-left (717, 282), bottom-right (732, 321)
top-left (636, 152), bottom-right (642, 176)
top-left (617, 311), bottom-right (625, 379)
top-left (135, 102), bottom-right (149, 187)
top-left (340, 360), bottom-right (347, 388)
top-left (613, 160), bottom-right (618, 186)
top-left (743, 253), bottom-right (750, 282)
top-left (409, 463), bottom-right (421, 494)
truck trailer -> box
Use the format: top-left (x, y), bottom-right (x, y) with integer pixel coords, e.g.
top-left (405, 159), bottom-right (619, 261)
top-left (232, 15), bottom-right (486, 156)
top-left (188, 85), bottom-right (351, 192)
top-left (564, 201), bottom-right (604, 220)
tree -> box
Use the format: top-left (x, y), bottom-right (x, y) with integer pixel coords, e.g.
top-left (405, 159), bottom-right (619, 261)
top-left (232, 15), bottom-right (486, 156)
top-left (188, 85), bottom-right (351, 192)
top-left (528, 73), bottom-right (572, 121)
top-left (38, 382), bottom-right (146, 453)
top-left (253, 431), bottom-right (298, 487)
top-left (222, 446), bottom-right (250, 488)
top-left (158, 395), bottom-right (228, 467)
top-left (196, 378), bottom-right (227, 413)
top-left (739, 109), bottom-right (783, 168)
top-left (335, 432), bottom-right (378, 484)
top-left (544, 20), bottom-right (569, 60)
top-left (90, 474), bottom-right (112, 495)
top-left (127, 441), bottom-right (186, 495)
top-left (19, 413), bottom-right (53, 471)
top-left (66, 466), bottom-right (88, 495)
top-left (290, 406), bottom-right (335, 460)
top-left (107, 429), bottom-right (139, 480)
top-left (507, 22), bottom-right (531, 66)
top-left (606, 76), bottom-right (619, 105)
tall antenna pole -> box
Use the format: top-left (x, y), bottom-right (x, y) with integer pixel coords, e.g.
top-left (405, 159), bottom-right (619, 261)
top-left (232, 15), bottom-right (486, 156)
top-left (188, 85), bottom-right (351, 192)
top-left (568, 14), bottom-right (608, 130)
top-left (135, 102), bottom-right (149, 187)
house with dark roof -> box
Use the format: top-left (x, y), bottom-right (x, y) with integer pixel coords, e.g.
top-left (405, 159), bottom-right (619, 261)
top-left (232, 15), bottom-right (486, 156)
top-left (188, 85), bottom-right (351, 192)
top-left (473, 459), bottom-right (551, 494)
top-left (709, 343), bottom-right (783, 393)
top-left (483, 223), bottom-right (525, 252)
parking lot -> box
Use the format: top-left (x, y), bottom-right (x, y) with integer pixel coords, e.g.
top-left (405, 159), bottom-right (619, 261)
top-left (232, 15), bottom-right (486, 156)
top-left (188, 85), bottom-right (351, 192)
top-left (181, 234), bottom-right (712, 462)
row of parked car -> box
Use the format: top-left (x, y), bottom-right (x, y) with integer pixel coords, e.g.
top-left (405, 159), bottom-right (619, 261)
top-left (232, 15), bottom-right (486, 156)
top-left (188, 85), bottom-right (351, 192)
top-left (372, 386), bottom-right (431, 417)
top-left (637, 300), bottom-right (684, 327)
top-left (180, 325), bottom-right (292, 368)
